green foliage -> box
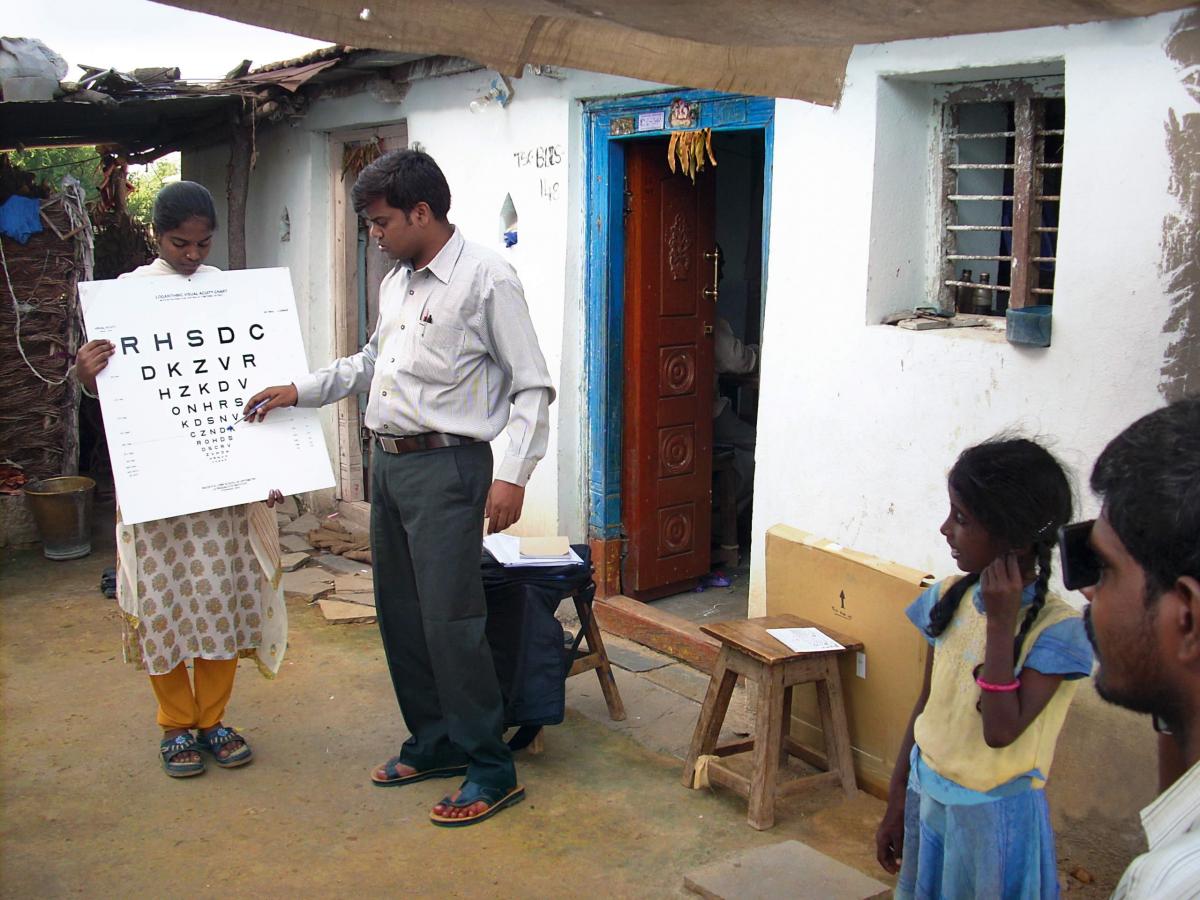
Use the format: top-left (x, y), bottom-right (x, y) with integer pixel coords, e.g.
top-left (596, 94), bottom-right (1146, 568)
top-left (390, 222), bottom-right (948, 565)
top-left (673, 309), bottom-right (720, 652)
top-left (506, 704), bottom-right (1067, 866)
top-left (4, 146), bottom-right (102, 199)
top-left (127, 156), bottom-right (180, 225)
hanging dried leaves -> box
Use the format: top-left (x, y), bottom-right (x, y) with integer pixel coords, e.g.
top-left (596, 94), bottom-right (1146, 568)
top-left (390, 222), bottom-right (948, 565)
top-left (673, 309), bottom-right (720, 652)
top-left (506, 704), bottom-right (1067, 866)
top-left (341, 139), bottom-right (384, 182)
top-left (667, 128), bottom-right (717, 182)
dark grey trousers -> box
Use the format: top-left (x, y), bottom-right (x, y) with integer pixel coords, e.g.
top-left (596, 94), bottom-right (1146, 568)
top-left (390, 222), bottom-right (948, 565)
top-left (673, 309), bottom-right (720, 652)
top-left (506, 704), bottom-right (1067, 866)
top-left (369, 441), bottom-right (515, 790)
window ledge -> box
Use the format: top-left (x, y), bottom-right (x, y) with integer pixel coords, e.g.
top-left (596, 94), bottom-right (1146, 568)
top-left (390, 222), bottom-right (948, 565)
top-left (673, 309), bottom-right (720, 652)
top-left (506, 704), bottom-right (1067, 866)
top-left (875, 319), bottom-right (1009, 342)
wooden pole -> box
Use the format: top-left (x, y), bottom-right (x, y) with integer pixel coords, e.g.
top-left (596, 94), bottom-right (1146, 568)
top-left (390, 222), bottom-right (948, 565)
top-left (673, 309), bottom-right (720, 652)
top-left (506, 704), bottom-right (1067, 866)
top-left (226, 115), bottom-right (252, 270)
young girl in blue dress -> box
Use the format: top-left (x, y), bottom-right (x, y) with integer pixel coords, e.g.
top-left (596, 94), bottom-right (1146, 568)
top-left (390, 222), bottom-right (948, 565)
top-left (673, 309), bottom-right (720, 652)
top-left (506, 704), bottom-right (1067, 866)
top-left (875, 437), bottom-right (1094, 899)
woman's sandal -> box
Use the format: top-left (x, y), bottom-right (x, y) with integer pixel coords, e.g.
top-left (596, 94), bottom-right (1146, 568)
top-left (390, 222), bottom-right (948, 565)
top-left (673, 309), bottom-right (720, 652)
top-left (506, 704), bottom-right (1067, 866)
top-left (429, 781), bottom-right (525, 828)
top-left (197, 725), bottom-right (253, 768)
top-left (160, 731), bottom-right (205, 778)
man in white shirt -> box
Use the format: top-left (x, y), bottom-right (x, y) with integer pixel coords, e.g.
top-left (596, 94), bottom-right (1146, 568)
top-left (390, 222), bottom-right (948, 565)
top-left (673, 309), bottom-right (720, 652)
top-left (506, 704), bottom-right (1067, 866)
top-left (1074, 397), bottom-right (1200, 897)
top-left (712, 317), bottom-right (757, 514)
top-left (246, 150), bottom-right (554, 827)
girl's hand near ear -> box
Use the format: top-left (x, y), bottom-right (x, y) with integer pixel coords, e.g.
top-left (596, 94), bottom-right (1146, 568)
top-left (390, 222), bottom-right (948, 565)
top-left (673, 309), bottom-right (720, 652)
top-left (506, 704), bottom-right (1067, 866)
top-left (980, 552), bottom-right (1024, 624)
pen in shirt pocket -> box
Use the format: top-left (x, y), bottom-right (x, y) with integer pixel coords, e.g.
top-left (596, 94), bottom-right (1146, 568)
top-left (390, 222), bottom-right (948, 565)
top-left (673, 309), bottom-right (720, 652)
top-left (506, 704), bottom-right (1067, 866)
top-left (420, 312), bottom-right (433, 324)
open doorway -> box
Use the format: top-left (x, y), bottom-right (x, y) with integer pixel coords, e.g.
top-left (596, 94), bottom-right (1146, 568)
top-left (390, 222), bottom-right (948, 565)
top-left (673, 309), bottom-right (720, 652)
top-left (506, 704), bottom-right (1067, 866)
top-left (583, 93), bottom-right (772, 619)
top-left (620, 131), bottom-right (764, 615)
top-left (329, 123), bottom-right (406, 505)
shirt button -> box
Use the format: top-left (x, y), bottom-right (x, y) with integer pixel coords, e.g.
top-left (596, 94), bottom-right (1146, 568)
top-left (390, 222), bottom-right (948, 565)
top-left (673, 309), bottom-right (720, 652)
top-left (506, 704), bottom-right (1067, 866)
top-left (390, 358), bottom-right (395, 363)
top-left (400, 324), bottom-right (405, 330)
top-left (409, 290), bottom-right (415, 295)
top-left (381, 391), bottom-right (388, 397)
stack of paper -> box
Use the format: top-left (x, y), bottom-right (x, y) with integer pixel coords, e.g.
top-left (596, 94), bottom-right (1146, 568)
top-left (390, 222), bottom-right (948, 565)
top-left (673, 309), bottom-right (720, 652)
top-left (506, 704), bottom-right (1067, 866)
top-left (483, 533), bottom-right (584, 567)
top-left (766, 627), bottom-right (845, 654)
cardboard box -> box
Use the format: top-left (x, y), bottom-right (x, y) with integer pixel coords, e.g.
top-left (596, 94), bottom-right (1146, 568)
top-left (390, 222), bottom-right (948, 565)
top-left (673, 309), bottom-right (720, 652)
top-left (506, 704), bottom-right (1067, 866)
top-left (765, 525), bottom-right (933, 797)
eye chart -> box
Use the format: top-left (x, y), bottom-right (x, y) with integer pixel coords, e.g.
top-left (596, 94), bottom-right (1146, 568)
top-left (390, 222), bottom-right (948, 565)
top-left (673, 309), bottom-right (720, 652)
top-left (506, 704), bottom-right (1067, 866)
top-left (80, 267), bottom-right (334, 525)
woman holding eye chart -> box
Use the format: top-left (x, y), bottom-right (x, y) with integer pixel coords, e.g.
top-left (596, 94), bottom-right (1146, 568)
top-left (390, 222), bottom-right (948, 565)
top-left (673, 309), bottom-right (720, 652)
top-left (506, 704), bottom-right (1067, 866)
top-left (75, 181), bottom-right (287, 779)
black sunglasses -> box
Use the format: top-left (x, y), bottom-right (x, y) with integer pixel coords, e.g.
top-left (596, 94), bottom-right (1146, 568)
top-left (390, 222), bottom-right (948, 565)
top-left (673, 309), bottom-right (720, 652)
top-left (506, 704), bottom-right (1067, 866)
top-left (1058, 520), bottom-right (1101, 590)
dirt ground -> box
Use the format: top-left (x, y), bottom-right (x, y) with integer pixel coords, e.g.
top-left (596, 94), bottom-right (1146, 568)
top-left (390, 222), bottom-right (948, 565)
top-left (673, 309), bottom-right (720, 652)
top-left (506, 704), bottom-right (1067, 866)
top-left (1, 515), bottom-right (897, 898)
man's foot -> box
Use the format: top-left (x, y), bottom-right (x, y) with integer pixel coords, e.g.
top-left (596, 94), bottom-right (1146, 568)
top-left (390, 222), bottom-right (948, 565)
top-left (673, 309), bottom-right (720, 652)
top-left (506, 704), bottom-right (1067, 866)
top-left (430, 782), bottom-right (525, 827)
top-left (160, 729), bottom-right (204, 778)
top-left (371, 756), bottom-right (467, 787)
top-left (197, 724), bottom-right (253, 768)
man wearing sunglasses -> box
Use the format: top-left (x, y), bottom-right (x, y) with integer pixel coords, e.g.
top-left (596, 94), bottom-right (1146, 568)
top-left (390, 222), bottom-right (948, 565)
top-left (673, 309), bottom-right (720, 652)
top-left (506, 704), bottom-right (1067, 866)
top-left (1061, 396), bottom-right (1200, 899)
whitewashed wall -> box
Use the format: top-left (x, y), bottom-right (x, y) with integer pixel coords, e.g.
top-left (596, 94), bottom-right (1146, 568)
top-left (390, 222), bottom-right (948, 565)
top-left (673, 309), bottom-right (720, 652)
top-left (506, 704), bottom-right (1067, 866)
top-left (189, 68), bottom-right (660, 537)
top-left (184, 9), bottom-right (1196, 580)
top-left (750, 10), bottom-right (1198, 616)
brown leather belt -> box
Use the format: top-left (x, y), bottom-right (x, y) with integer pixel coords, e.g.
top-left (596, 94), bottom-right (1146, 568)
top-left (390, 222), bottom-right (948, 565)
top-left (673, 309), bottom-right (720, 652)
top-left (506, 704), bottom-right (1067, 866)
top-left (374, 432), bottom-right (478, 454)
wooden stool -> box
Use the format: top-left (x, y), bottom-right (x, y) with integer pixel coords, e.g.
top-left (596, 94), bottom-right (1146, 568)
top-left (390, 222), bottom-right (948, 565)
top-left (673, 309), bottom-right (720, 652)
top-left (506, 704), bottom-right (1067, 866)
top-left (682, 614), bottom-right (863, 830)
top-left (566, 588), bottom-right (627, 722)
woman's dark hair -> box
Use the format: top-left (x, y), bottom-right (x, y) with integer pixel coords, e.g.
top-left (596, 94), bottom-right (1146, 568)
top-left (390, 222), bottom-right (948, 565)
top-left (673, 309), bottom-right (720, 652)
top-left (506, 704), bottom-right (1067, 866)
top-left (152, 181), bottom-right (217, 235)
top-left (1091, 396), bottom-right (1200, 601)
top-left (351, 149), bottom-right (451, 221)
top-left (926, 437), bottom-right (1074, 662)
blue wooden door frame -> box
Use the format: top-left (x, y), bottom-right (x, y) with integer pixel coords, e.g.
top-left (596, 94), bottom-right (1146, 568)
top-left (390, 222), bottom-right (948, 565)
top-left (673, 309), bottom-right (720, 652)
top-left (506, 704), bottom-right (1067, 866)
top-left (583, 89), bottom-right (775, 540)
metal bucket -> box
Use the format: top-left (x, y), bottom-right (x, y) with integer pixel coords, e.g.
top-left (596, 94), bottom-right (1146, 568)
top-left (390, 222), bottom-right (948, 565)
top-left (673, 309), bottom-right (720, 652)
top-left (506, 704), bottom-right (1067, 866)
top-left (22, 476), bottom-right (96, 560)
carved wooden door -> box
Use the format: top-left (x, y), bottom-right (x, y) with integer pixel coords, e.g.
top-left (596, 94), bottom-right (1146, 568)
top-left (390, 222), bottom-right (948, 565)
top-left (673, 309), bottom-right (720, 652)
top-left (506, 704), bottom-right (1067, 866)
top-left (621, 139), bottom-right (717, 598)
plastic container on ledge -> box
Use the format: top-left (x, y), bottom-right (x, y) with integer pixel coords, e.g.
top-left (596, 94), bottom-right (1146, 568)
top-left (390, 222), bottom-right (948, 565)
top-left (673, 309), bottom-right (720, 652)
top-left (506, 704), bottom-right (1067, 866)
top-left (1006, 306), bottom-right (1052, 348)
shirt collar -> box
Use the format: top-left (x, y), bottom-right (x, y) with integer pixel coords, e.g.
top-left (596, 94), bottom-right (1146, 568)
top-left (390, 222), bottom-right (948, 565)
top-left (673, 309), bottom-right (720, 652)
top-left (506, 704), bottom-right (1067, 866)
top-left (415, 226), bottom-right (463, 284)
top-left (1141, 757), bottom-right (1200, 850)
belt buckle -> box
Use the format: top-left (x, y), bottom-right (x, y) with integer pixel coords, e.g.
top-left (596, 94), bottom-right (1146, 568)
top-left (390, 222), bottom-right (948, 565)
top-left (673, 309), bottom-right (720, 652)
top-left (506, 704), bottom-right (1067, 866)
top-left (378, 434), bottom-right (401, 453)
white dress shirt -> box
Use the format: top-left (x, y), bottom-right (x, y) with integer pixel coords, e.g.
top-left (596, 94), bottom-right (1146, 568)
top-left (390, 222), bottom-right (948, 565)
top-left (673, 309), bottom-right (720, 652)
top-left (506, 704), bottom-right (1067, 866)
top-left (713, 317), bottom-right (758, 418)
top-left (294, 227), bottom-right (555, 486)
top-left (1113, 757), bottom-right (1200, 899)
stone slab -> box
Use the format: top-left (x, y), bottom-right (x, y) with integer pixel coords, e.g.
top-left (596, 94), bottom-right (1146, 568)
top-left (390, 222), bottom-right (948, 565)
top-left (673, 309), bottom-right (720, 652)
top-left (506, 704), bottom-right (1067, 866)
top-left (280, 513), bottom-right (321, 536)
top-left (683, 840), bottom-right (890, 900)
top-left (282, 568), bottom-right (335, 603)
top-left (280, 552), bottom-right (310, 572)
top-left (328, 591), bottom-right (375, 608)
top-left (643, 662), bottom-right (715, 704)
top-left (279, 533), bottom-right (313, 554)
top-left (606, 643), bottom-right (673, 673)
top-left (318, 597), bottom-right (377, 624)
top-left (275, 496), bottom-right (299, 519)
top-left (311, 553), bottom-right (372, 576)
top-left (334, 573), bottom-right (374, 594)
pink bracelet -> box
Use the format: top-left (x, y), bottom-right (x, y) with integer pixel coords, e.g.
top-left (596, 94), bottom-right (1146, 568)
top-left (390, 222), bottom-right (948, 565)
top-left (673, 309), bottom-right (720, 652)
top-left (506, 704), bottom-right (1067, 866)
top-left (976, 675), bottom-right (1021, 692)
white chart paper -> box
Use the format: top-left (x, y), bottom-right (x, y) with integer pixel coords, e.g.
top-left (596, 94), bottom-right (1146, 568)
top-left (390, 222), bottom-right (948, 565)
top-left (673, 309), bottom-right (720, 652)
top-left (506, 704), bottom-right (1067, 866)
top-left (766, 627), bottom-right (845, 654)
top-left (79, 267), bottom-right (334, 525)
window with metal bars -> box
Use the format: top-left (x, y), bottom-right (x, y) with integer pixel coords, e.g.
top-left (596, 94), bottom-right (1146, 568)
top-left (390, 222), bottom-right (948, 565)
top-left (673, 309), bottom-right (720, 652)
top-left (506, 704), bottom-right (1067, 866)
top-left (940, 87), bottom-right (1064, 315)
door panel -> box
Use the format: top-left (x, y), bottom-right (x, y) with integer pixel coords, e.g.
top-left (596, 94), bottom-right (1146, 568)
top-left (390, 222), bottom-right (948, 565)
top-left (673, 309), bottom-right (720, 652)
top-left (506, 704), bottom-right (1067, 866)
top-left (621, 139), bottom-right (716, 598)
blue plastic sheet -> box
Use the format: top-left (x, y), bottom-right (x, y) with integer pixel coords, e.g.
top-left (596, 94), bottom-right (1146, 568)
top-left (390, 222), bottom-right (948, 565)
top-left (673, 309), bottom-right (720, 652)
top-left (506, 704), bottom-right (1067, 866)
top-left (0, 195), bottom-right (43, 244)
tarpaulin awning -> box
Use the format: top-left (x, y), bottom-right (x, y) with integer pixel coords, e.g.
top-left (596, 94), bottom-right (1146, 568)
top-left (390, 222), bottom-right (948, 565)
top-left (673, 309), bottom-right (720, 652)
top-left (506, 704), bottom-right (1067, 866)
top-left (155, 0), bottom-right (1192, 104)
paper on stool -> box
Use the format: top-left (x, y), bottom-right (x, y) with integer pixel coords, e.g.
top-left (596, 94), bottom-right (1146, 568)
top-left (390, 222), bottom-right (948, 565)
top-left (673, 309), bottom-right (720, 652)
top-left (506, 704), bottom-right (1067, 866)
top-left (767, 627), bottom-right (844, 654)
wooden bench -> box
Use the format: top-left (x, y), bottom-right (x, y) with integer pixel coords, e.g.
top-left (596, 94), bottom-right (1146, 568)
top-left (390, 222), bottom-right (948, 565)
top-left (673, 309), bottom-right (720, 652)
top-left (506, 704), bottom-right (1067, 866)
top-left (682, 614), bottom-right (863, 829)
